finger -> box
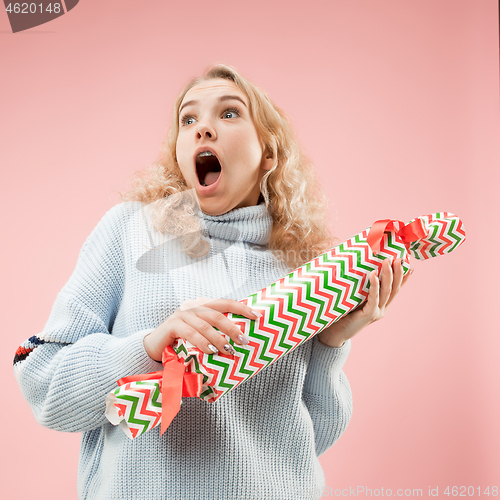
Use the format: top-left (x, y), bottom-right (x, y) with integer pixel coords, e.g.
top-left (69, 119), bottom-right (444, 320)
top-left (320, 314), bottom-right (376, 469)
top-left (193, 307), bottom-right (250, 348)
top-left (176, 312), bottom-right (241, 355)
top-left (364, 270), bottom-right (380, 316)
top-left (386, 258), bottom-right (405, 306)
top-left (401, 268), bottom-right (414, 287)
top-left (172, 317), bottom-right (227, 355)
top-left (378, 258), bottom-right (393, 307)
top-left (392, 258), bottom-right (405, 288)
top-left (180, 297), bottom-right (231, 311)
top-left (193, 297), bottom-right (217, 307)
top-left (193, 298), bottom-right (262, 320)
top-left (178, 298), bottom-right (207, 311)
top-left (180, 303), bottom-right (253, 350)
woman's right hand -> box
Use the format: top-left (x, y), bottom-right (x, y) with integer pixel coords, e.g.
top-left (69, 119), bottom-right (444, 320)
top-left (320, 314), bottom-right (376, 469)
top-left (143, 298), bottom-right (261, 362)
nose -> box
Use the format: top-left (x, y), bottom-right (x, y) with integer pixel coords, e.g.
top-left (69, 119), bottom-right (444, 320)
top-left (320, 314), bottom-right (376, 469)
top-left (196, 120), bottom-right (217, 140)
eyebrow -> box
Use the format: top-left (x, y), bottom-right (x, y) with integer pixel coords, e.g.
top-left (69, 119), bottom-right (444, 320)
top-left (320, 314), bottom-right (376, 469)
top-left (179, 95), bottom-right (248, 115)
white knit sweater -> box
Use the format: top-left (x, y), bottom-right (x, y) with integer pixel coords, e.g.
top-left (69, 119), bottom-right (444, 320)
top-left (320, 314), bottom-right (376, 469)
top-left (14, 201), bottom-right (352, 500)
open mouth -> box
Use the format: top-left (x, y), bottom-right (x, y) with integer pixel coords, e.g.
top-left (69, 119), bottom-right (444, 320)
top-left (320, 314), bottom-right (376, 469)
top-left (196, 151), bottom-right (222, 187)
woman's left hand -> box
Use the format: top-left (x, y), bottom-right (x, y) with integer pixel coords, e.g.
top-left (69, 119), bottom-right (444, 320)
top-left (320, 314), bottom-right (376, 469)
top-left (317, 258), bottom-right (413, 348)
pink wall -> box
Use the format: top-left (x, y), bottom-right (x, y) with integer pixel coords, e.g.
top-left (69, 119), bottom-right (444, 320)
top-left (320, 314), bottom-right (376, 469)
top-left (2, 0), bottom-right (498, 498)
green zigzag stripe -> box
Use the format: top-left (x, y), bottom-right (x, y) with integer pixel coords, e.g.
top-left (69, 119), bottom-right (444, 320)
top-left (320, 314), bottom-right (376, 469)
top-left (299, 266), bottom-right (351, 327)
top-left (409, 240), bottom-right (423, 260)
top-left (324, 280), bottom-right (355, 318)
top-left (445, 218), bottom-right (462, 253)
top-left (383, 233), bottom-right (406, 257)
top-left (200, 387), bottom-right (215, 399)
top-left (204, 357), bottom-right (235, 391)
top-left (250, 329), bottom-right (277, 365)
top-left (284, 272), bottom-right (323, 337)
top-left (299, 269), bottom-right (332, 329)
top-left (185, 354), bottom-right (209, 384)
top-left (233, 341), bottom-right (256, 378)
top-left (425, 223), bottom-right (443, 258)
top-left (175, 344), bottom-right (188, 357)
top-left (260, 285), bottom-right (294, 353)
top-left (136, 381), bottom-right (162, 409)
top-left (116, 394), bottom-right (153, 434)
top-left (336, 238), bottom-right (374, 274)
top-left (322, 256), bottom-right (365, 305)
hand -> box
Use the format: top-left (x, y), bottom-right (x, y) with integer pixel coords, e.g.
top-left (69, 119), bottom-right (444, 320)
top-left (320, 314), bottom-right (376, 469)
top-left (317, 258), bottom-right (413, 348)
top-left (143, 297), bottom-right (261, 362)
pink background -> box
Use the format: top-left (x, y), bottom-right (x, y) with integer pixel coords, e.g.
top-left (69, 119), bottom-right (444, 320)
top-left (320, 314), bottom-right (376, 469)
top-left (1, 1), bottom-right (498, 498)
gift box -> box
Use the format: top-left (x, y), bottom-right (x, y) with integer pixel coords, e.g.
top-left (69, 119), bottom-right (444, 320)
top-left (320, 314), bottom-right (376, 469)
top-left (105, 212), bottom-right (466, 439)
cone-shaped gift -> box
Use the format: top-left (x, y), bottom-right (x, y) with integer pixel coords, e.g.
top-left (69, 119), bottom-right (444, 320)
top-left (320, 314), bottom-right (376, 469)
top-left (106, 212), bottom-right (465, 438)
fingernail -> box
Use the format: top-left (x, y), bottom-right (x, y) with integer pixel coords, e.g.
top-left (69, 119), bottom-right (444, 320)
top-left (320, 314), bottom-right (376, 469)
top-left (409, 269), bottom-right (414, 275)
top-left (208, 344), bottom-right (218, 354)
top-left (237, 334), bottom-right (250, 345)
top-left (224, 343), bottom-right (236, 356)
top-left (249, 310), bottom-right (262, 319)
top-left (400, 259), bottom-right (404, 266)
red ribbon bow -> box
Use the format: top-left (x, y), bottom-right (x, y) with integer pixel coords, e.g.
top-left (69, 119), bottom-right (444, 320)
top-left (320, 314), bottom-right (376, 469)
top-left (366, 218), bottom-right (428, 255)
top-left (117, 346), bottom-right (203, 435)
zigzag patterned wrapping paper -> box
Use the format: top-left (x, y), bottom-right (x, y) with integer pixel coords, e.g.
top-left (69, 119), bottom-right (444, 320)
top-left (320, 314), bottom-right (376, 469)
top-left (105, 212), bottom-right (466, 439)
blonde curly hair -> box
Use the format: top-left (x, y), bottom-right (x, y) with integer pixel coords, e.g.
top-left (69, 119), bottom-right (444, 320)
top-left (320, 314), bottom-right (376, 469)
top-left (120, 64), bottom-right (336, 270)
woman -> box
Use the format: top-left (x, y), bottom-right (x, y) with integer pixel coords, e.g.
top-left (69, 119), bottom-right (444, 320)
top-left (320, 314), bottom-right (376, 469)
top-left (14, 64), bottom-right (408, 499)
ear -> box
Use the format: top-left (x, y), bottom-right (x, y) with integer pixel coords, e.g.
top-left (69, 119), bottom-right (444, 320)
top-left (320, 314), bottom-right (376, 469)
top-left (261, 145), bottom-right (275, 171)
top-left (261, 154), bottom-right (274, 171)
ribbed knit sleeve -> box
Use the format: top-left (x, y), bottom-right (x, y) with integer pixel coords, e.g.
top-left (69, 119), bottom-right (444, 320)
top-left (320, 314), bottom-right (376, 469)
top-left (13, 202), bottom-right (162, 433)
top-left (302, 337), bottom-right (352, 456)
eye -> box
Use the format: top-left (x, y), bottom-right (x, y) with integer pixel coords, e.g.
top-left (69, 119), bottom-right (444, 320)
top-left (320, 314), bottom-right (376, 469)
top-left (222, 107), bottom-right (240, 119)
top-left (180, 114), bottom-right (196, 126)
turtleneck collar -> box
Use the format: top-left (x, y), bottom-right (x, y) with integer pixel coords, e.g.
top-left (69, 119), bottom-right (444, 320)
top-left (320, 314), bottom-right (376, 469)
top-left (200, 203), bottom-right (273, 246)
